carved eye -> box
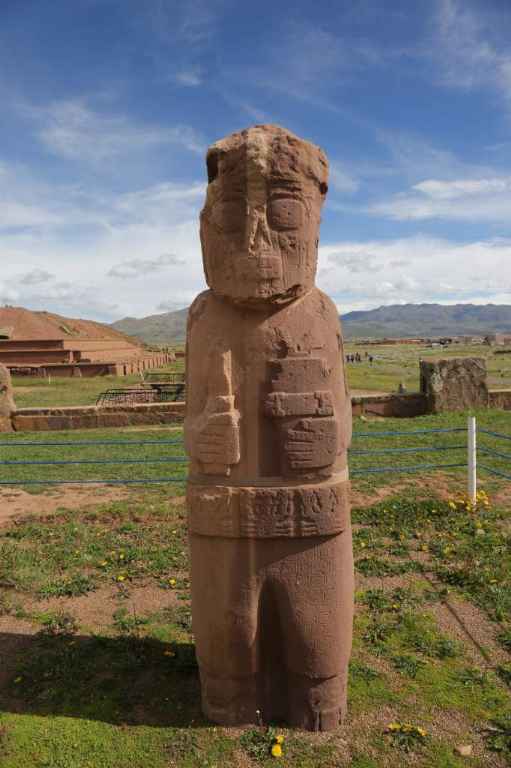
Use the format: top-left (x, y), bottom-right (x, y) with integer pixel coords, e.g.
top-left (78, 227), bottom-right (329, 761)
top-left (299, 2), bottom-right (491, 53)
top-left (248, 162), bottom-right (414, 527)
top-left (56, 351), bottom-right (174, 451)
top-left (210, 201), bottom-right (245, 233)
top-left (268, 198), bottom-right (303, 231)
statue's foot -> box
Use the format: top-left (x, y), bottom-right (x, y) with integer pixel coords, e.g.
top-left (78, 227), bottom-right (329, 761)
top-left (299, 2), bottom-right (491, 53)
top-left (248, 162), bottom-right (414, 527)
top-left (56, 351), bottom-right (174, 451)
top-left (287, 672), bottom-right (347, 731)
top-left (201, 673), bottom-right (258, 726)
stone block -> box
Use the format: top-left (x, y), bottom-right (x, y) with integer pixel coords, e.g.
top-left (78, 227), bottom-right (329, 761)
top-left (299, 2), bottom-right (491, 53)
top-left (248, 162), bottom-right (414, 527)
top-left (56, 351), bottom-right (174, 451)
top-left (420, 357), bottom-right (488, 413)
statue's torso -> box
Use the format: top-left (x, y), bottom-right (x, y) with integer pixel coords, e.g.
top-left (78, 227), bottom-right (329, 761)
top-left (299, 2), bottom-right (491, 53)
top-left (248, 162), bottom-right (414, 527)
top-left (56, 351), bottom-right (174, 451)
top-left (185, 287), bottom-right (351, 485)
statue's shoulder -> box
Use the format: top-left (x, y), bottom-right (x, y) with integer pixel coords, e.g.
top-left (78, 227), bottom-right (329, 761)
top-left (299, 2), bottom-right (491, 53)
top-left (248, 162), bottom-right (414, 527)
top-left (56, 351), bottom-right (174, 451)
top-left (187, 290), bottom-right (216, 329)
top-left (188, 290), bottom-right (238, 333)
top-left (302, 287), bottom-right (341, 322)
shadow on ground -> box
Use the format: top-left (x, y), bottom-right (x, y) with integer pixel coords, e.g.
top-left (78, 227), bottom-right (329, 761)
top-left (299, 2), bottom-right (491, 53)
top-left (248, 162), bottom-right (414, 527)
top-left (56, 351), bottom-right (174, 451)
top-left (0, 630), bottom-right (205, 728)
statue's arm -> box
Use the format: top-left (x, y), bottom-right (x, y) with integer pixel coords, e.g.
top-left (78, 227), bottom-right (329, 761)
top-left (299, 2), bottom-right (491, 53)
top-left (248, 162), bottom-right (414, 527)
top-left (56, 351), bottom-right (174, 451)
top-left (184, 296), bottom-right (240, 476)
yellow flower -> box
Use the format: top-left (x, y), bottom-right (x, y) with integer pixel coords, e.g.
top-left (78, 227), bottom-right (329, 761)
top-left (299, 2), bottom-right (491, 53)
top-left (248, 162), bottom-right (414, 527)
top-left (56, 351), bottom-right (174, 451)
top-left (448, 501), bottom-right (457, 510)
top-left (169, 578), bottom-right (177, 587)
top-left (417, 727), bottom-right (427, 737)
top-left (271, 744), bottom-right (283, 758)
top-left (117, 575), bottom-right (125, 582)
top-left (275, 734), bottom-right (285, 744)
top-left (387, 722), bottom-right (401, 731)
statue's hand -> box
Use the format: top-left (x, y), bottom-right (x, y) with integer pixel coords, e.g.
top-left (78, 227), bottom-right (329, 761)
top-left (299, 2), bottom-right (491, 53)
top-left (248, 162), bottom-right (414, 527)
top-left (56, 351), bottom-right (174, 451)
top-left (284, 417), bottom-right (337, 471)
top-left (185, 349), bottom-right (241, 476)
top-left (195, 402), bottom-right (240, 470)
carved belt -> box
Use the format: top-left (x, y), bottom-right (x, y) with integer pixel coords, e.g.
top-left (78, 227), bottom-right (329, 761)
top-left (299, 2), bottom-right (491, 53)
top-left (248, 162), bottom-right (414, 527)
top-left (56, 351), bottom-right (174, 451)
top-left (187, 473), bottom-right (350, 538)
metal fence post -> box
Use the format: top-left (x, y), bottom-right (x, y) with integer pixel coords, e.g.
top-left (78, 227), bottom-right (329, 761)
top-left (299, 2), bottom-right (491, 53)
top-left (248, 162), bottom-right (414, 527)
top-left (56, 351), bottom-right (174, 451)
top-left (468, 416), bottom-right (477, 505)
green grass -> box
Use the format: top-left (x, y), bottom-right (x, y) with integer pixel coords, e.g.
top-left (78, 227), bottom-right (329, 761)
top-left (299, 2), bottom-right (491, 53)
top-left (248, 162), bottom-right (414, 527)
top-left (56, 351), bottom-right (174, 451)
top-left (345, 340), bottom-right (511, 393)
top-left (0, 486), bottom-right (510, 766)
top-left (0, 411), bottom-right (510, 766)
top-left (12, 359), bottom-right (185, 409)
top-left (0, 426), bottom-right (187, 486)
top-left (0, 491), bottom-right (189, 596)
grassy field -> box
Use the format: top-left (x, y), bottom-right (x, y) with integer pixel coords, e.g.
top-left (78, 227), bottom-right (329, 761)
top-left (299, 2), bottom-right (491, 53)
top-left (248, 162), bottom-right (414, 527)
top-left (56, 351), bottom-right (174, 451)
top-left (344, 341), bottom-right (511, 394)
top-left (11, 360), bottom-right (185, 409)
top-left (0, 413), bottom-right (510, 765)
top-left (10, 343), bottom-right (511, 409)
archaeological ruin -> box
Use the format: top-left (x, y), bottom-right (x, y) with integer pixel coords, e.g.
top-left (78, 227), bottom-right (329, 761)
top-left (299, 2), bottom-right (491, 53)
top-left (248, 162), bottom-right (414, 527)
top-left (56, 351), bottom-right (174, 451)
top-left (0, 307), bottom-right (170, 377)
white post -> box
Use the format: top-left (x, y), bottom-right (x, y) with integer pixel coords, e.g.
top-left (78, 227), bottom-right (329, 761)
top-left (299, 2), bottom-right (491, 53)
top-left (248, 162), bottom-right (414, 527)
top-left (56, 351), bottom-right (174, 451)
top-left (468, 416), bottom-right (477, 505)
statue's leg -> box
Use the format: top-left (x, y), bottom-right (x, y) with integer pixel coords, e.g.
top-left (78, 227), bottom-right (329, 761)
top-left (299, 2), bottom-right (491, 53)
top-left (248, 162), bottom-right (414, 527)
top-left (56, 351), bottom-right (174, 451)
top-left (272, 530), bottom-right (354, 731)
top-left (190, 534), bottom-right (261, 725)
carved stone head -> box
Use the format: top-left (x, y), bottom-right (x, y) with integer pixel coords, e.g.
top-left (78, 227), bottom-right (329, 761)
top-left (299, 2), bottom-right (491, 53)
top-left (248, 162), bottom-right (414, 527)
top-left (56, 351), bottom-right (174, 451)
top-left (200, 124), bottom-right (328, 307)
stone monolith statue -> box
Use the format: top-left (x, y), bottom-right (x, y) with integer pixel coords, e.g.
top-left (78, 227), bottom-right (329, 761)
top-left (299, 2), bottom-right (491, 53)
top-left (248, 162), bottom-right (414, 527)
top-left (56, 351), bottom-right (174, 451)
top-left (0, 364), bottom-right (15, 432)
top-left (184, 124), bottom-right (353, 731)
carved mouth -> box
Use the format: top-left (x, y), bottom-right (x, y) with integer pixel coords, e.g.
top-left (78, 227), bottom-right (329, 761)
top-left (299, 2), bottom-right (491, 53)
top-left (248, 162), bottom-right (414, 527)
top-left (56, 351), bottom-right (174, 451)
top-left (236, 254), bottom-right (282, 281)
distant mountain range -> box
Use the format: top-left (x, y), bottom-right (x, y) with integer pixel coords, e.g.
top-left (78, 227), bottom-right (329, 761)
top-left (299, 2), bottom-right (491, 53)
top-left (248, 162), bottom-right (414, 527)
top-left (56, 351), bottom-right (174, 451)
top-left (112, 308), bottom-right (189, 346)
top-left (111, 303), bottom-right (511, 345)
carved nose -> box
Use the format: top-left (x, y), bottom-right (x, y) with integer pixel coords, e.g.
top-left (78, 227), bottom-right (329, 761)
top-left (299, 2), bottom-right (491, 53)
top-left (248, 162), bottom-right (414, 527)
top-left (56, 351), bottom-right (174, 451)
top-left (246, 208), bottom-right (272, 254)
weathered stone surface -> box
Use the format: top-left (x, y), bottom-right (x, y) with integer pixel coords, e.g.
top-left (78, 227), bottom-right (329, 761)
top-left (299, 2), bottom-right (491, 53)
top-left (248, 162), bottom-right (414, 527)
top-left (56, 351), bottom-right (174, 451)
top-left (0, 364), bottom-right (15, 431)
top-left (488, 389), bottom-right (511, 410)
top-left (420, 357), bottom-right (488, 413)
top-left (11, 402), bottom-right (185, 431)
top-left (185, 124), bottom-right (353, 731)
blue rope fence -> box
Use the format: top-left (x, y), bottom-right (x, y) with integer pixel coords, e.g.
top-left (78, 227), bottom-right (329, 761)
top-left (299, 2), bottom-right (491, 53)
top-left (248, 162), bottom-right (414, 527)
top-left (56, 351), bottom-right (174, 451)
top-left (0, 426), bottom-right (474, 486)
top-left (478, 428), bottom-right (511, 482)
top-left (0, 423), bottom-right (509, 485)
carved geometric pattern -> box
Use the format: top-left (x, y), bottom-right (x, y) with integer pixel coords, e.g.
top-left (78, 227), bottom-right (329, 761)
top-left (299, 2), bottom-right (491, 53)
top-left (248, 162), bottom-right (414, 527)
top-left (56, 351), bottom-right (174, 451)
top-left (188, 478), bottom-right (350, 538)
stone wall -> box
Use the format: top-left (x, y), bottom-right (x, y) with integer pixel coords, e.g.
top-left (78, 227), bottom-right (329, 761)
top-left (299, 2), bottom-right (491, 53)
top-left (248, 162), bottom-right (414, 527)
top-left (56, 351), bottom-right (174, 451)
top-left (488, 389), bottom-right (511, 410)
top-left (12, 402), bottom-right (185, 431)
top-left (351, 392), bottom-right (428, 418)
top-left (7, 383), bottom-right (511, 433)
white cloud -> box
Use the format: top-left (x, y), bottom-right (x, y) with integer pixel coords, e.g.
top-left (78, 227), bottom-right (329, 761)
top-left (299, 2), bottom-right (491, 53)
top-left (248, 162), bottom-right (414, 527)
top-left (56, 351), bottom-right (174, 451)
top-left (247, 20), bottom-right (394, 115)
top-left (413, 177), bottom-right (511, 199)
top-left (28, 99), bottom-right (205, 163)
top-left (369, 175), bottom-right (511, 221)
top-left (108, 253), bottom-right (186, 279)
top-left (433, 0), bottom-right (511, 105)
top-left (157, 300), bottom-right (188, 312)
top-left (327, 250), bottom-right (383, 273)
top-left (19, 268), bottom-right (55, 285)
top-left (0, 202), bottom-right (61, 230)
top-left (375, 130), bottom-right (494, 182)
top-left (112, 182), bottom-right (206, 227)
top-left (176, 70), bottom-right (202, 87)
top-left (318, 236), bottom-right (511, 312)
top-left (0, 160), bottom-right (206, 321)
top-left (329, 163), bottom-right (359, 195)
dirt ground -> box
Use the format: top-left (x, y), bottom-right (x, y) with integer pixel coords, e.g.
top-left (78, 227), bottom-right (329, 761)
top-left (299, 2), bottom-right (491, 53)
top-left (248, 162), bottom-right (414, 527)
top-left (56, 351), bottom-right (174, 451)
top-left (0, 485), bottom-right (132, 527)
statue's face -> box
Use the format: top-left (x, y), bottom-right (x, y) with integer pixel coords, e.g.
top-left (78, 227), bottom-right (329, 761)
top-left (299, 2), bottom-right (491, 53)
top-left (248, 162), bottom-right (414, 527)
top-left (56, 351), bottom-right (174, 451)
top-left (200, 132), bottom-right (327, 307)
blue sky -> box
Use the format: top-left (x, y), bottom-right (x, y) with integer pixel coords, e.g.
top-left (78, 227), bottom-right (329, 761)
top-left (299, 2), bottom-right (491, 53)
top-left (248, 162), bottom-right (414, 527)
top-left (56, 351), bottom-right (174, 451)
top-left (1, 0), bottom-right (511, 321)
